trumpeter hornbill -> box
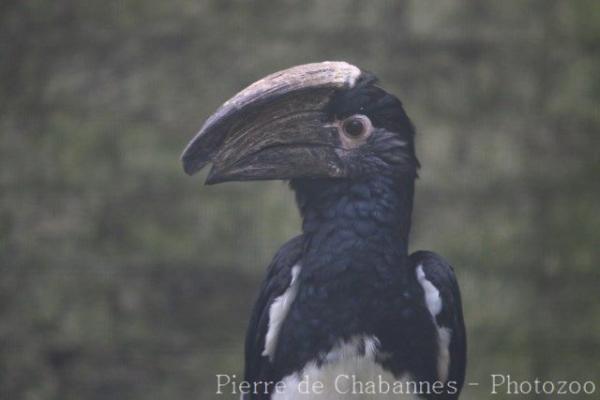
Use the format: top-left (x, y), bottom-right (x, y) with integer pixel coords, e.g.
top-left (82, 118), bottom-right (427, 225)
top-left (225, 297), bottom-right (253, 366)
top-left (182, 62), bottom-right (466, 399)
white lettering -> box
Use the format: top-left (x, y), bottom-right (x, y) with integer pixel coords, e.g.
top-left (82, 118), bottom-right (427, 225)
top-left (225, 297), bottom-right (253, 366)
top-left (216, 374), bottom-right (231, 395)
top-left (335, 374), bottom-right (350, 394)
top-left (491, 374), bottom-right (506, 394)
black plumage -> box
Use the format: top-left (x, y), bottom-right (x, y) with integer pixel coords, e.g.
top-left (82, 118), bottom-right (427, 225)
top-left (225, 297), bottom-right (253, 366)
top-left (182, 62), bottom-right (467, 399)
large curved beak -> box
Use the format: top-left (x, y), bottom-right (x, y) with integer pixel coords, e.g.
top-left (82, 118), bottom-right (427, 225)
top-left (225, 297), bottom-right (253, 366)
top-left (181, 61), bottom-right (367, 184)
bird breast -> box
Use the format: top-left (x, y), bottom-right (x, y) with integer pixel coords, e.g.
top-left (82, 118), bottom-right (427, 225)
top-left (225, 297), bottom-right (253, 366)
top-left (272, 336), bottom-right (421, 400)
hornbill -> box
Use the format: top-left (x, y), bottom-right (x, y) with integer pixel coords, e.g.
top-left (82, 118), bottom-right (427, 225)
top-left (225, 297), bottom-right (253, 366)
top-left (182, 62), bottom-right (466, 399)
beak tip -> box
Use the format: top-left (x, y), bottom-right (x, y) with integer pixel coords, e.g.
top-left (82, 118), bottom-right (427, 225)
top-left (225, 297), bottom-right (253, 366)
top-left (182, 163), bottom-right (198, 176)
top-left (181, 138), bottom-right (213, 176)
top-left (181, 153), bottom-right (204, 176)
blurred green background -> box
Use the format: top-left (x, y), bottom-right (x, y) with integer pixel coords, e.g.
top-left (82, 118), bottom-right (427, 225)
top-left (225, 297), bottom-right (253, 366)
top-left (1, 1), bottom-right (599, 399)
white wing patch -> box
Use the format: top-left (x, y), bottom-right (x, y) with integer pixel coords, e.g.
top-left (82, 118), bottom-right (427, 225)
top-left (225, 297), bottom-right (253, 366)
top-left (416, 265), bottom-right (451, 383)
top-left (262, 264), bottom-right (301, 361)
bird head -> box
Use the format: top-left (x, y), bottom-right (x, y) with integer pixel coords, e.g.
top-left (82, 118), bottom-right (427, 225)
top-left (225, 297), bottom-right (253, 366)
top-left (181, 62), bottom-right (419, 184)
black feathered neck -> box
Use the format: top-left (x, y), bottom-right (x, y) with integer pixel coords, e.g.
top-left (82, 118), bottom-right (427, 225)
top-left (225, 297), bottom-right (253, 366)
top-left (290, 174), bottom-right (415, 277)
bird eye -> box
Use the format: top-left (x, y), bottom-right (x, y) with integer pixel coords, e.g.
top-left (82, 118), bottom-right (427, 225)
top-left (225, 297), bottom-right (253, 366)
top-left (341, 115), bottom-right (371, 139)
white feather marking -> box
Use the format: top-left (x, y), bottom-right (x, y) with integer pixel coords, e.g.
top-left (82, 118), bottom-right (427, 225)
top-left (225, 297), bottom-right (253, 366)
top-left (416, 265), bottom-right (451, 383)
top-left (273, 335), bottom-right (420, 400)
top-left (262, 265), bottom-right (301, 360)
top-left (416, 266), bottom-right (442, 316)
top-left (437, 327), bottom-right (451, 383)
top-left (363, 337), bottom-right (380, 359)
